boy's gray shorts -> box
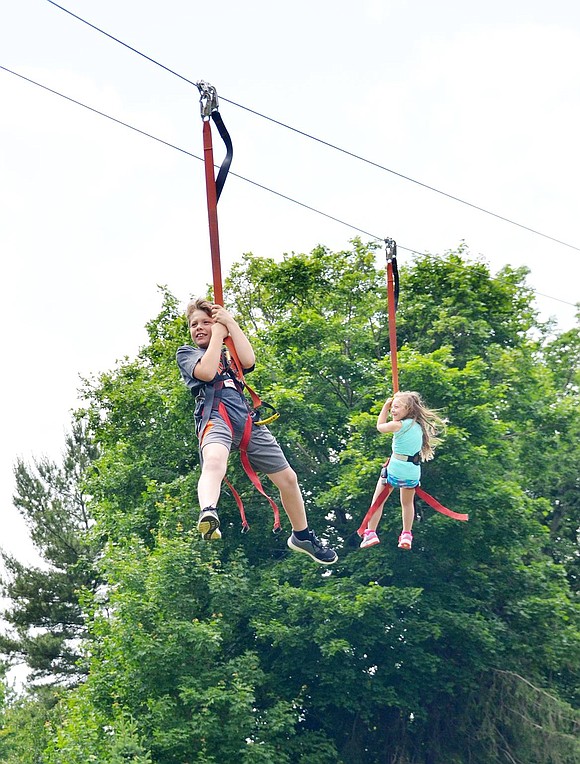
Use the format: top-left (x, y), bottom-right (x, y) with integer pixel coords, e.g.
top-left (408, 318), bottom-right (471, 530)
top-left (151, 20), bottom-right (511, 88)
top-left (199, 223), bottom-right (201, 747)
top-left (200, 416), bottom-right (289, 475)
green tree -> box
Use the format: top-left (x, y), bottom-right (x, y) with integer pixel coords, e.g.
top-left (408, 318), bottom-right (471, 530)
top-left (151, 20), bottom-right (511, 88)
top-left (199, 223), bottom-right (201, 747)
top-left (16, 244), bottom-right (579, 763)
top-left (0, 671), bottom-right (59, 764)
top-left (0, 420), bottom-right (99, 684)
top-left (526, 318), bottom-right (580, 592)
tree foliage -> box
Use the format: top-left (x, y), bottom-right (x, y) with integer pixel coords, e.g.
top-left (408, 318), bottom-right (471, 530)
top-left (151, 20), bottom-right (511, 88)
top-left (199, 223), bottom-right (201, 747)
top-left (0, 420), bottom-right (100, 684)
top-left (1, 243), bottom-right (578, 763)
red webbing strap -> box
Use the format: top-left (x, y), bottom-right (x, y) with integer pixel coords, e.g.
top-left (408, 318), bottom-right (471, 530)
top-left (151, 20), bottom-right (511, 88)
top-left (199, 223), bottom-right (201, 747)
top-left (218, 403), bottom-right (282, 532)
top-left (222, 349), bottom-right (262, 410)
top-left (238, 414), bottom-right (282, 532)
top-left (202, 118), bottom-right (224, 307)
top-left (201, 110), bottom-right (250, 391)
top-left (386, 254), bottom-right (399, 393)
top-left (223, 477), bottom-right (250, 533)
top-left (357, 460), bottom-right (469, 535)
top-left (357, 482), bottom-right (391, 537)
top-left (201, 114), bottom-right (263, 411)
top-left (415, 487), bottom-right (469, 521)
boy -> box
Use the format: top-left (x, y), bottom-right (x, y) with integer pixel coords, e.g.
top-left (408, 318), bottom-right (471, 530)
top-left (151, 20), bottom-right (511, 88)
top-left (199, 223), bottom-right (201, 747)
top-left (176, 298), bottom-right (338, 565)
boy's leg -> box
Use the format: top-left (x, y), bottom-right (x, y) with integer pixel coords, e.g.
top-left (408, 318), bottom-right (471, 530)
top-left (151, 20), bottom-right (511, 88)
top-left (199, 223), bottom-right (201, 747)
top-left (268, 467), bottom-right (338, 565)
top-left (400, 487), bottom-right (416, 533)
top-left (197, 442), bottom-right (229, 539)
top-left (266, 466), bottom-right (307, 530)
top-left (197, 442), bottom-right (229, 508)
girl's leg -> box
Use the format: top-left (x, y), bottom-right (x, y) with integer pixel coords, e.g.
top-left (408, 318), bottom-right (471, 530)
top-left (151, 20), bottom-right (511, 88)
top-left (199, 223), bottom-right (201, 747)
top-left (367, 477), bottom-right (394, 531)
top-left (197, 442), bottom-right (229, 508)
top-left (400, 487), bottom-right (416, 533)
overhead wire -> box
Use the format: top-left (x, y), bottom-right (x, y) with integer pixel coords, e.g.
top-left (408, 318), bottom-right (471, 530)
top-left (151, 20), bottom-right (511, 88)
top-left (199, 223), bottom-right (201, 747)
top-left (0, 65), bottom-right (390, 244)
top-left (44, 0), bottom-right (580, 254)
top-left (2, 64), bottom-right (576, 311)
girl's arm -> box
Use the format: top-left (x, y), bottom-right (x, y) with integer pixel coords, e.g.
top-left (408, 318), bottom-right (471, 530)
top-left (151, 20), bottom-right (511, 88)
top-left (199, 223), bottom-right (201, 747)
top-left (376, 397), bottom-right (403, 434)
top-left (212, 305), bottom-right (256, 369)
top-left (379, 420), bottom-right (403, 433)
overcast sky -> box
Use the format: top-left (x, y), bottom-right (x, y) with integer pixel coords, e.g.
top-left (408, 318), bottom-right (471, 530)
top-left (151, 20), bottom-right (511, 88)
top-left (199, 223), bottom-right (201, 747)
top-left (1, 0), bottom-right (579, 564)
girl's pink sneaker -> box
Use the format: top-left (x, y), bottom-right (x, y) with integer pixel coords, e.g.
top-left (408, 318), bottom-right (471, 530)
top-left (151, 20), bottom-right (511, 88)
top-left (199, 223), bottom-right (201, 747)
top-left (397, 531), bottom-right (413, 550)
top-left (360, 530), bottom-right (380, 549)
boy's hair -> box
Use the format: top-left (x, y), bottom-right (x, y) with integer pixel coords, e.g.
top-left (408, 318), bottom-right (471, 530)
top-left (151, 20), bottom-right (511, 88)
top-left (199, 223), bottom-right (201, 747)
top-left (394, 391), bottom-right (447, 461)
top-left (186, 298), bottom-right (213, 324)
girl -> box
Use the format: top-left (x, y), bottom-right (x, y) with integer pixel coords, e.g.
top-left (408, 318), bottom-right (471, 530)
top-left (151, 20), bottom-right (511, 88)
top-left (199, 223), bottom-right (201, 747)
top-left (360, 391), bottom-right (446, 550)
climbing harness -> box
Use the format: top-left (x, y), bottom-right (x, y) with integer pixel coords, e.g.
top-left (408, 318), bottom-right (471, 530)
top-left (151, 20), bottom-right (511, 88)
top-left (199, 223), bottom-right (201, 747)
top-left (195, 81), bottom-right (281, 531)
top-left (357, 239), bottom-right (469, 536)
top-left (193, 349), bottom-right (282, 532)
top-left (392, 451), bottom-right (421, 465)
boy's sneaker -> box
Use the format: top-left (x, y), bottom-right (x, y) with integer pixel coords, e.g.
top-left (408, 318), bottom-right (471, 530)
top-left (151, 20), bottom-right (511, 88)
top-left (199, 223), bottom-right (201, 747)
top-left (197, 508), bottom-right (221, 540)
top-left (360, 529), bottom-right (380, 549)
top-left (397, 530), bottom-right (413, 550)
top-left (287, 531), bottom-right (338, 565)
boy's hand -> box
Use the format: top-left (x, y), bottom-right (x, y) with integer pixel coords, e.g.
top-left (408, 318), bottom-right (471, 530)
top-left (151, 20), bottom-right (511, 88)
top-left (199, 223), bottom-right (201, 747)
top-left (212, 321), bottom-right (229, 341)
top-left (210, 303), bottom-right (255, 369)
top-left (211, 304), bottom-right (235, 330)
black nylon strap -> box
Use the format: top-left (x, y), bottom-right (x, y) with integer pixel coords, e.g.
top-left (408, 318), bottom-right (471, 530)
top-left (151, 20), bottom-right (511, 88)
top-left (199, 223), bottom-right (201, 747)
top-left (211, 110), bottom-right (233, 202)
top-left (392, 255), bottom-right (400, 312)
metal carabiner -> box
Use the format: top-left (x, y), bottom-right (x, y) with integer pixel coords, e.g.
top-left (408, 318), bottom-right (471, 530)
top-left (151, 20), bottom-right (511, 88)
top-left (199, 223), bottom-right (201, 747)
top-left (196, 80), bottom-right (219, 120)
top-left (385, 237), bottom-right (397, 262)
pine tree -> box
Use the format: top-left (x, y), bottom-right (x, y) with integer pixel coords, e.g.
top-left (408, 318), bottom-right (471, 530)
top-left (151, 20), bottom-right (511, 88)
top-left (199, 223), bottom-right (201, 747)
top-left (0, 419), bottom-right (100, 684)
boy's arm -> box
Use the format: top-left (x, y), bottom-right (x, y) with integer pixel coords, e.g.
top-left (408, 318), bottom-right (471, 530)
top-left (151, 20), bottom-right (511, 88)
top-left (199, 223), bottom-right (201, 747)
top-left (376, 397), bottom-right (402, 434)
top-left (194, 322), bottom-right (229, 382)
top-left (212, 305), bottom-right (256, 369)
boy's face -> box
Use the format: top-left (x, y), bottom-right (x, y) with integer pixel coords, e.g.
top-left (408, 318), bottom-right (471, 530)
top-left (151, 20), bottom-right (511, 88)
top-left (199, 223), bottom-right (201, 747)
top-left (189, 309), bottom-right (214, 348)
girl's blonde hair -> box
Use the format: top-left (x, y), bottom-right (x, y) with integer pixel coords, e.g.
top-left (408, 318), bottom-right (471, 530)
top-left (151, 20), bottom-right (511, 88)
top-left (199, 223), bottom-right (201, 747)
top-left (394, 391), bottom-right (447, 461)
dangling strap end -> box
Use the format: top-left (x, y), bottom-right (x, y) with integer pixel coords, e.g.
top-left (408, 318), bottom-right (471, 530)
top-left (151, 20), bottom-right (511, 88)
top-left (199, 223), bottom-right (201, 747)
top-left (415, 487), bottom-right (469, 522)
top-left (223, 475), bottom-right (250, 531)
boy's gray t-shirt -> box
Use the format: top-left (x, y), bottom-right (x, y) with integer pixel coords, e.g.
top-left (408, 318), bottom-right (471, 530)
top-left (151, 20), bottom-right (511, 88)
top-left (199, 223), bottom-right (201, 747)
top-left (176, 344), bottom-right (252, 434)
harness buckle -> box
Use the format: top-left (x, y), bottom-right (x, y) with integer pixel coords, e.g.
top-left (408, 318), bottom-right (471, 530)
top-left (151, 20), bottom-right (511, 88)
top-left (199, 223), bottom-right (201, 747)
top-left (380, 462), bottom-right (389, 485)
top-left (392, 451), bottom-right (422, 465)
top-left (196, 80), bottom-right (219, 120)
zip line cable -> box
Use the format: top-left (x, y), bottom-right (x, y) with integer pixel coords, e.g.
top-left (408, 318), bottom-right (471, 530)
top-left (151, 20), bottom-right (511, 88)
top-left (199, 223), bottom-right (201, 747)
top-left (216, 97), bottom-right (580, 255)
top-left (44, 0), bottom-right (580, 254)
top-left (1, 64), bottom-right (576, 312)
top-left (0, 65), bottom-right (391, 244)
top-left (534, 292), bottom-right (578, 307)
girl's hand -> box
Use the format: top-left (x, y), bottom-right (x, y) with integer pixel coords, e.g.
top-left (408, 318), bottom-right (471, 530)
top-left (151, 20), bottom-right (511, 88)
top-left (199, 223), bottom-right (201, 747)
top-left (384, 397), bottom-right (393, 408)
